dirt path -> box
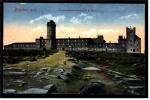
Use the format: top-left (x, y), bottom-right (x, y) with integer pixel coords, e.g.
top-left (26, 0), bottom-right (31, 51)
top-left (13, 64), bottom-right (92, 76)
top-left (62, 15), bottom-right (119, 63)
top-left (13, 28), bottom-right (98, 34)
top-left (31, 51), bottom-right (76, 69)
top-left (5, 51), bottom-right (76, 71)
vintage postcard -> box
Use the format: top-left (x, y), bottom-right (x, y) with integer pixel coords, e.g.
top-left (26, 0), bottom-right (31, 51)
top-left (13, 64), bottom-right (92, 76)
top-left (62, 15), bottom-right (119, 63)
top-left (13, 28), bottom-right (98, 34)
top-left (1, 0), bottom-right (148, 98)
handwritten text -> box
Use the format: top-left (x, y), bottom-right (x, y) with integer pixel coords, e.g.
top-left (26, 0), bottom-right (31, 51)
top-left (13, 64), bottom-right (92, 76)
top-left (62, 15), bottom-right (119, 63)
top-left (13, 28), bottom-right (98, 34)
top-left (14, 7), bottom-right (36, 12)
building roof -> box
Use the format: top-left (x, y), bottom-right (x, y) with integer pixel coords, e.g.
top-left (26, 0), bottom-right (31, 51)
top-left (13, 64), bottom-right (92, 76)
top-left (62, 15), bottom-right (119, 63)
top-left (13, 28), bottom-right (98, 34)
top-left (4, 42), bottom-right (36, 47)
top-left (4, 42), bottom-right (36, 46)
top-left (4, 44), bottom-right (12, 47)
top-left (135, 35), bottom-right (141, 39)
top-left (12, 42), bottom-right (36, 44)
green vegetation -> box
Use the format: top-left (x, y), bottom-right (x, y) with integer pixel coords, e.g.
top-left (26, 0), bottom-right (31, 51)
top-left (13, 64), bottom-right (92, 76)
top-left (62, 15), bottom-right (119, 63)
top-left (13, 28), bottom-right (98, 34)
top-left (3, 51), bottom-right (76, 71)
top-left (66, 51), bottom-right (145, 77)
top-left (3, 50), bottom-right (58, 64)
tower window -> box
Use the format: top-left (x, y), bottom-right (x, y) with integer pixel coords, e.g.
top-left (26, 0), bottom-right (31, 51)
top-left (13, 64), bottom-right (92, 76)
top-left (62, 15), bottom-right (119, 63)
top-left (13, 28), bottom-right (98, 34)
top-left (137, 49), bottom-right (138, 51)
top-left (131, 49), bottom-right (132, 51)
top-left (137, 44), bottom-right (138, 46)
top-left (137, 40), bottom-right (138, 42)
top-left (130, 44), bottom-right (132, 46)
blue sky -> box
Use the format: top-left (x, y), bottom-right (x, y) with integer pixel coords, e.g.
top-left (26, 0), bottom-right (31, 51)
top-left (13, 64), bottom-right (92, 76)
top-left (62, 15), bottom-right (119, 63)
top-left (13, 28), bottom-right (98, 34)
top-left (4, 3), bottom-right (145, 27)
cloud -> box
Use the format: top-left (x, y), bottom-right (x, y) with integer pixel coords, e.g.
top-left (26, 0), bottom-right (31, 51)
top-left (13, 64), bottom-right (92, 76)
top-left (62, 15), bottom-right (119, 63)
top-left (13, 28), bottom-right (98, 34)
top-left (83, 15), bottom-right (93, 21)
top-left (120, 13), bottom-right (141, 19)
top-left (70, 13), bottom-right (94, 25)
top-left (70, 17), bottom-right (82, 25)
top-left (29, 14), bottom-right (65, 24)
top-left (79, 13), bottom-right (87, 17)
top-left (80, 13), bottom-right (93, 21)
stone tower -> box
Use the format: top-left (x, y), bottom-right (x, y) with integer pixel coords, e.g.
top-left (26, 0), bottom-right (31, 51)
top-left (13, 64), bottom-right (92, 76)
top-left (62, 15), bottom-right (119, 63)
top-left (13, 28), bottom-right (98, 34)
top-left (47, 20), bottom-right (56, 49)
top-left (126, 26), bottom-right (141, 53)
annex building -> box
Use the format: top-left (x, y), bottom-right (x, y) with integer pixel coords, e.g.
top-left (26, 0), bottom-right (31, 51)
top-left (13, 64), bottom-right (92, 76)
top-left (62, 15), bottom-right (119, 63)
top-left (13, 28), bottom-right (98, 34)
top-left (4, 20), bottom-right (141, 53)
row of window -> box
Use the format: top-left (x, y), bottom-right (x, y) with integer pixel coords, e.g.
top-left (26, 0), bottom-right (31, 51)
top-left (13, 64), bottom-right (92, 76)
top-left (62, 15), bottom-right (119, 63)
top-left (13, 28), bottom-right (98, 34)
top-left (57, 44), bottom-right (122, 47)
top-left (5, 48), bottom-right (37, 50)
top-left (130, 44), bottom-right (139, 46)
top-left (57, 43), bottom-right (87, 46)
top-left (13, 45), bottom-right (36, 47)
top-left (131, 49), bottom-right (139, 52)
top-left (89, 44), bottom-right (118, 47)
top-left (57, 39), bottom-right (88, 42)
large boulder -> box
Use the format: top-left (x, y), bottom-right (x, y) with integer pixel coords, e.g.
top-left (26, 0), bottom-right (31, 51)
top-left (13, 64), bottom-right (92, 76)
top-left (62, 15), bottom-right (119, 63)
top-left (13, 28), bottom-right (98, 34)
top-left (14, 80), bottom-right (28, 87)
top-left (37, 76), bottom-right (49, 82)
top-left (3, 89), bottom-right (17, 94)
top-left (82, 67), bottom-right (101, 71)
top-left (3, 71), bottom-right (26, 76)
top-left (54, 68), bottom-right (70, 80)
top-left (43, 84), bottom-right (57, 93)
top-left (79, 80), bottom-right (108, 95)
top-left (29, 71), bottom-right (37, 75)
top-left (18, 88), bottom-right (49, 94)
top-left (122, 78), bottom-right (144, 86)
top-left (122, 78), bottom-right (145, 95)
top-left (53, 68), bottom-right (65, 74)
top-left (57, 74), bottom-right (68, 80)
top-left (40, 67), bottom-right (52, 72)
top-left (37, 71), bottom-right (44, 75)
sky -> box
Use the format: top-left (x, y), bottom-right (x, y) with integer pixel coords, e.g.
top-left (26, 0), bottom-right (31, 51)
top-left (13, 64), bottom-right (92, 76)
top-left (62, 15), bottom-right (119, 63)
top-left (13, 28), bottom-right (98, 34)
top-left (3, 3), bottom-right (145, 53)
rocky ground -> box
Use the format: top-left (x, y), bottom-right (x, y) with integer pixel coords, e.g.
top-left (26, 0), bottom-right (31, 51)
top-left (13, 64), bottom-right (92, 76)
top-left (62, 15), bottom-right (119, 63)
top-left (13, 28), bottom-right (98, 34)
top-left (3, 51), bottom-right (145, 95)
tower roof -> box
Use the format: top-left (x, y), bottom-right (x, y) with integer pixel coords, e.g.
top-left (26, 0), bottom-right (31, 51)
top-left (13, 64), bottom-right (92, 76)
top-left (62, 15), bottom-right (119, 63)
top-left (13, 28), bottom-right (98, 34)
top-left (47, 20), bottom-right (56, 26)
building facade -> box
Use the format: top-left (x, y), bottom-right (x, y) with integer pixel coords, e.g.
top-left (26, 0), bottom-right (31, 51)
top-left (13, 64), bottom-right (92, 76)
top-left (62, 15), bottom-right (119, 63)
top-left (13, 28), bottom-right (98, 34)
top-left (126, 27), bottom-right (141, 53)
top-left (4, 20), bottom-right (141, 53)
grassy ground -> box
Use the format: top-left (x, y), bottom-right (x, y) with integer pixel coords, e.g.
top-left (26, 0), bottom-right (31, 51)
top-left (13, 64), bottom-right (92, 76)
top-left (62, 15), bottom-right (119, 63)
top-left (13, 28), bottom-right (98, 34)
top-left (3, 50), bottom-right (132, 94)
top-left (66, 51), bottom-right (145, 77)
top-left (5, 51), bottom-right (76, 71)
